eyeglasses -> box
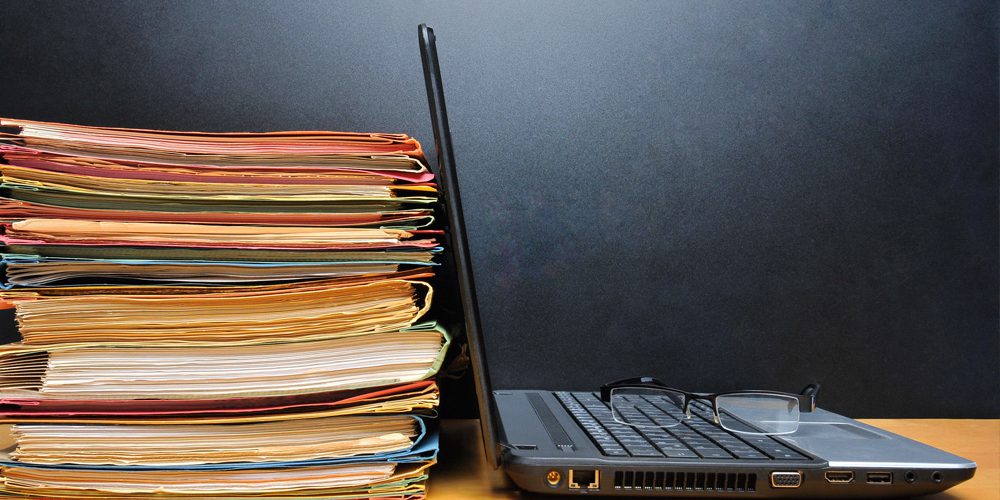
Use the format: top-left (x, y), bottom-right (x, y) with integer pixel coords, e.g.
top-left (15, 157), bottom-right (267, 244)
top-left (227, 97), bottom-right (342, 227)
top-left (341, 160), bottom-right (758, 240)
top-left (600, 377), bottom-right (820, 436)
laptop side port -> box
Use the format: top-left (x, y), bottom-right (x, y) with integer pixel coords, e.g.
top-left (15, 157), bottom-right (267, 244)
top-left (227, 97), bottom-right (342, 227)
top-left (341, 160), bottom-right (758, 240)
top-left (866, 472), bottom-right (892, 484)
top-left (770, 471), bottom-right (802, 488)
top-left (825, 471), bottom-right (855, 483)
top-left (545, 470), bottom-right (561, 487)
top-left (568, 469), bottom-right (599, 489)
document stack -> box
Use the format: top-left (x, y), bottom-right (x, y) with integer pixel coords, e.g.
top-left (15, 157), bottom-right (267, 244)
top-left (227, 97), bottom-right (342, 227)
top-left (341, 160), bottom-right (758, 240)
top-left (0, 118), bottom-right (447, 499)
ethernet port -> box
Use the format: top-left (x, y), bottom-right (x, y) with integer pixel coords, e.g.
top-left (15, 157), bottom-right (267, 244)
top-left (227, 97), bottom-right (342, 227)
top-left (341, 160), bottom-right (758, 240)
top-left (568, 469), bottom-right (600, 489)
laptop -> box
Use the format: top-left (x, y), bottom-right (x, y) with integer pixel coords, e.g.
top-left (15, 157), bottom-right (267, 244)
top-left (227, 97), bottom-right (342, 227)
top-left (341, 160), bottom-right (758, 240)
top-left (417, 24), bottom-right (977, 498)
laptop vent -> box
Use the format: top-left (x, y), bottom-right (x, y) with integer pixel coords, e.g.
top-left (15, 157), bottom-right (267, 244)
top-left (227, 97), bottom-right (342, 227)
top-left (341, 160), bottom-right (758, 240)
top-left (613, 471), bottom-right (757, 492)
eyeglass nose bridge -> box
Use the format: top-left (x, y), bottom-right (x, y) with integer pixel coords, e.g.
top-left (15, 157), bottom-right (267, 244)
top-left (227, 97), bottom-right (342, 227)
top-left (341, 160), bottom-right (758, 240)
top-left (680, 395), bottom-right (722, 425)
top-left (680, 396), bottom-right (698, 421)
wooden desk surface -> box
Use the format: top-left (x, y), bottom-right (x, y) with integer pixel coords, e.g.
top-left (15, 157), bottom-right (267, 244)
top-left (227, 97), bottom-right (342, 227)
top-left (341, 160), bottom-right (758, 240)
top-left (428, 418), bottom-right (999, 499)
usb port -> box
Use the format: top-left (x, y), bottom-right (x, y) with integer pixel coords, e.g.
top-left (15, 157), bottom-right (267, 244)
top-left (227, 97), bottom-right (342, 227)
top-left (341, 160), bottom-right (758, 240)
top-left (866, 472), bottom-right (893, 484)
top-left (825, 471), bottom-right (854, 483)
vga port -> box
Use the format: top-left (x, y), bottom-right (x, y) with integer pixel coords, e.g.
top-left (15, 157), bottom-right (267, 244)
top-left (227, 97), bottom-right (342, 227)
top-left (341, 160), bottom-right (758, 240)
top-left (770, 471), bottom-right (802, 488)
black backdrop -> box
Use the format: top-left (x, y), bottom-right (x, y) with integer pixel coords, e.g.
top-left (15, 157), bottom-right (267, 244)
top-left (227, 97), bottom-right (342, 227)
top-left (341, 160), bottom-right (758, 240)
top-left (1, 1), bottom-right (997, 418)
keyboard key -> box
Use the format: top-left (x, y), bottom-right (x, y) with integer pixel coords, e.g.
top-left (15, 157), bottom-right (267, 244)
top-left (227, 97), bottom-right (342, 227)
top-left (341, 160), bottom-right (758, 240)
top-left (741, 437), bottom-right (807, 459)
top-left (690, 443), bottom-right (725, 451)
top-left (600, 445), bottom-right (629, 456)
top-left (655, 442), bottom-right (690, 450)
top-left (647, 437), bottom-right (682, 446)
top-left (624, 446), bottom-right (662, 457)
top-left (603, 450), bottom-right (630, 457)
top-left (663, 449), bottom-right (700, 458)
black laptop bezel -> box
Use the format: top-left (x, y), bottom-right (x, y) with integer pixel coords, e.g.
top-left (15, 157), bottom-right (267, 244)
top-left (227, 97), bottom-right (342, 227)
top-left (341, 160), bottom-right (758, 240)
top-left (418, 23), bottom-right (502, 469)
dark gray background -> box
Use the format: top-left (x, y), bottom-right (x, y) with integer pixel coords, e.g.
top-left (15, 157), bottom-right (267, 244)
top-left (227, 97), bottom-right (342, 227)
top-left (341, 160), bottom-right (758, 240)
top-left (1, 1), bottom-right (996, 418)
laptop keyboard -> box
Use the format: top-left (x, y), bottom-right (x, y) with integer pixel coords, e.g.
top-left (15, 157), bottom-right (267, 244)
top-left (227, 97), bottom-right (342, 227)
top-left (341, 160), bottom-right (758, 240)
top-left (555, 391), bottom-right (808, 460)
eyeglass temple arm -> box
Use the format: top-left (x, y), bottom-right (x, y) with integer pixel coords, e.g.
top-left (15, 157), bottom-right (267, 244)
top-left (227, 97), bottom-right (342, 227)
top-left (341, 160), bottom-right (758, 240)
top-left (599, 376), bottom-right (668, 401)
top-left (800, 383), bottom-right (821, 412)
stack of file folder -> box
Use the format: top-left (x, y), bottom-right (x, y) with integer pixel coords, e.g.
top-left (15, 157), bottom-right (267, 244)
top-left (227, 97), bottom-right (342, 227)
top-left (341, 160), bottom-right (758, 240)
top-left (0, 118), bottom-right (448, 498)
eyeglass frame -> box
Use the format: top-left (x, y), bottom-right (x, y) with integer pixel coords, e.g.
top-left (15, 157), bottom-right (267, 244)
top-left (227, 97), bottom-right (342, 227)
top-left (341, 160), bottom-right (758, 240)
top-left (599, 376), bottom-right (820, 429)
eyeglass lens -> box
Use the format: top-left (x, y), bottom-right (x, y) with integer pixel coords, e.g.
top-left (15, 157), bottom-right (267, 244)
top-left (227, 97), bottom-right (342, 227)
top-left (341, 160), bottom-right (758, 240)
top-left (609, 387), bottom-right (687, 428)
top-left (716, 393), bottom-right (800, 435)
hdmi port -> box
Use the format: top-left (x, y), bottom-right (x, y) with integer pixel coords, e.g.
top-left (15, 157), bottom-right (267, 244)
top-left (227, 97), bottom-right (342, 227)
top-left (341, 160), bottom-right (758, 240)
top-left (866, 472), bottom-right (892, 484)
top-left (825, 471), bottom-right (854, 483)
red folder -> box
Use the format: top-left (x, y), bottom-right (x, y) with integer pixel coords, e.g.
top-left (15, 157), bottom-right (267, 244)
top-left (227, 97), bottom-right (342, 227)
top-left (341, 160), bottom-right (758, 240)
top-left (0, 380), bottom-right (436, 418)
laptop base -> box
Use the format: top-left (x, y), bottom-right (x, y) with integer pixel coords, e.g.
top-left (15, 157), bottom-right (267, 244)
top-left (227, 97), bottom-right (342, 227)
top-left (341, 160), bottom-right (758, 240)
top-left (495, 390), bottom-right (974, 498)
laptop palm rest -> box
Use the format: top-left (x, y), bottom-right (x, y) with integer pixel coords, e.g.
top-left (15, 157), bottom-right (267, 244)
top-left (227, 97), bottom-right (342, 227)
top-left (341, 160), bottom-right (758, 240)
top-left (782, 411), bottom-right (973, 469)
top-left (792, 422), bottom-right (886, 440)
